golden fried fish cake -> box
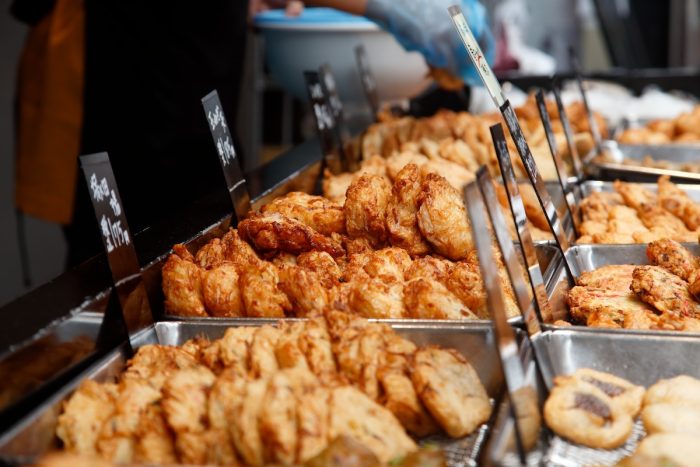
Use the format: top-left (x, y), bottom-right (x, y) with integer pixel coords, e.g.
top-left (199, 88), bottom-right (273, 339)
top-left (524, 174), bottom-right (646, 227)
top-left (297, 251), bottom-right (342, 289)
top-left (328, 386), bottom-right (417, 463)
top-left (278, 265), bottom-right (333, 317)
top-left (404, 255), bottom-right (452, 284)
top-left (385, 151), bottom-right (429, 180)
top-left (161, 367), bottom-right (217, 464)
top-left (261, 191), bottom-right (346, 236)
top-left (96, 378), bottom-right (161, 462)
top-left (249, 325), bottom-right (281, 379)
top-left (567, 286), bottom-right (654, 325)
top-left (221, 228), bottom-right (260, 266)
top-left (419, 157), bottom-right (475, 192)
top-left (201, 262), bottom-right (244, 317)
top-left (348, 278), bottom-right (406, 319)
top-left (580, 191), bottom-right (623, 223)
top-left (411, 346), bottom-right (491, 438)
top-left (362, 247), bottom-right (413, 283)
top-left (565, 368), bottom-right (645, 416)
top-left (647, 239), bottom-right (700, 283)
top-left (614, 180), bottom-right (658, 211)
top-left (638, 203), bottom-right (694, 236)
top-left (631, 265), bottom-right (700, 317)
top-left (403, 278), bottom-right (477, 320)
top-left (123, 345), bottom-right (202, 388)
top-left (644, 375), bottom-right (700, 407)
top-left (239, 261), bottom-right (291, 318)
top-left (194, 238), bottom-right (226, 269)
top-left (378, 369), bottom-right (439, 437)
top-left (259, 371), bottom-right (299, 464)
top-left (386, 164), bottom-right (432, 256)
top-left (658, 175), bottom-right (700, 230)
top-left (444, 261), bottom-right (488, 318)
top-left (576, 264), bottom-right (636, 291)
top-left (544, 378), bottom-right (633, 449)
top-left (132, 404), bottom-right (177, 465)
top-left (274, 321), bottom-right (310, 371)
top-left (230, 378), bottom-right (267, 466)
top-left (56, 380), bottom-right (118, 456)
top-left (161, 367), bottom-right (216, 435)
top-left (298, 318), bottom-right (337, 378)
top-left (633, 433), bottom-right (700, 467)
top-left (296, 386), bottom-right (331, 463)
top-left (642, 403), bottom-right (700, 436)
top-left (322, 169), bottom-right (353, 205)
top-left (161, 251), bottom-right (207, 317)
top-left (200, 326), bottom-right (255, 375)
top-left (239, 212), bottom-right (345, 258)
top-left (344, 174), bottom-right (392, 248)
top-left (416, 173), bottom-right (473, 260)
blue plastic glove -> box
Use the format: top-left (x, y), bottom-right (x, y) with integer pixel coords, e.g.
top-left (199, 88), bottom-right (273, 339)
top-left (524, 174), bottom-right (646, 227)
top-left (365, 0), bottom-right (494, 87)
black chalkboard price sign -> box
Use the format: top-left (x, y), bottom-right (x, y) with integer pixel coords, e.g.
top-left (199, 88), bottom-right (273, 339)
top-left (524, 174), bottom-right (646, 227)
top-left (355, 44), bottom-right (380, 120)
top-left (80, 152), bottom-right (152, 339)
top-left (304, 70), bottom-right (344, 174)
top-left (319, 64), bottom-right (351, 169)
top-left (201, 90), bottom-right (251, 221)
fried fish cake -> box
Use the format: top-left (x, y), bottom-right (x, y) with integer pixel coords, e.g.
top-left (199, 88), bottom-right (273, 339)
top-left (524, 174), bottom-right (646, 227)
top-left (633, 433), bottom-right (700, 467)
top-left (238, 212), bottom-right (344, 258)
top-left (567, 286), bottom-right (654, 325)
top-left (631, 265), bottom-right (700, 317)
top-left (296, 386), bottom-right (331, 463)
top-left (416, 174), bottom-right (473, 260)
top-left (195, 238), bottom-right (226, 269)
top-left (644, 375), bottom-right (700, 407)
top-left (259, 371), bottom-right (299, 464)
top-left (642, 403), bottom-right (700, 436)
top-left (261, 191), bottom-right (346, 236)
top-left (411, 346), bottom-right (491, 438)
top-left (403, 278), bottom-right (477, 320)
top-left (576, 264), bottom-right (636, 291)
top-left (162, 252), bottom-right (207, 317)
top-left (230, 378), bottom-right (267, 466)
top-left (278, 265), bottom-right (333, 317)
top-left (201, 262), bottom-right (244, 317)
top-left (386, 164), bottom-right (432, 256)
top-left (239, 261), bottom-right (291, 318)
top-left (344, 174), bottom-right (392, 248)
top-left (328, 386), bottom-right (417, 463)
top-left (378, 369), bottom-right (439, 437)
top-left (56, 380), bottom-right (118, 456)
top-left (348, 278), bottom-right (406, 319)
top-left (647, 239), bottom-right (700, 283)
top-left (544, 378), bottom-right (633, 449)
top-left (249, 325), bottom-right (282, 379)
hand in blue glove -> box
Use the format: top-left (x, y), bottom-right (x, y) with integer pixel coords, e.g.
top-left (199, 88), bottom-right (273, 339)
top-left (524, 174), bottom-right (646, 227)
top-left (365, 0), bottom-right (494, 87)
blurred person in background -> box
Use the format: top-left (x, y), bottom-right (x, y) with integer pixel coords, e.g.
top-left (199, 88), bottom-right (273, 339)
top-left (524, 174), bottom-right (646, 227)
top-left (12, 0), bottom-right (493, 268)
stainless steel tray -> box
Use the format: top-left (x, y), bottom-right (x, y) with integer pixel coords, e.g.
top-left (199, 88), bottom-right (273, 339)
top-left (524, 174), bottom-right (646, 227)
top-left (543, 243), bottom-right (700, 336)
top-left (485, 328), bottom-right (700, 466)
top-left (588, 141), bottom-right (700, 184)
top-left (0, 320), bottom-right (507, 467)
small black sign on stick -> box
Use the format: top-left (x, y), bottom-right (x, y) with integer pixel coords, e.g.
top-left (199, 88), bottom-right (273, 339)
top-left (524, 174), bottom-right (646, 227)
top-left (355, 44), bottom-right (380, 120)
top-left (80, 152), bottom-right (153, 342)
top-left (305, 70), bottom-right (344, 174)
top-left (201, 90), bottom-right (251, 222)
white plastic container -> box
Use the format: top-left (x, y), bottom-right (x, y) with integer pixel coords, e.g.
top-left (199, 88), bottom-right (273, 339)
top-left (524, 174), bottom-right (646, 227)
top-left (254, 8), bottom-right (431, 105)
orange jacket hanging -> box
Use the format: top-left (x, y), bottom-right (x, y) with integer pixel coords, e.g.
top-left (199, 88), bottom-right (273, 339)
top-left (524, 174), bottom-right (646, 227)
top-left (14, 0), bottom-right (84, 224)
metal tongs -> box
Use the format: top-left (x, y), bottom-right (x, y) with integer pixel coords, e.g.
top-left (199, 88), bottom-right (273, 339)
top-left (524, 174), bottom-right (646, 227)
top-left (448, 5), bottom-right (578, 285)
top-left (465, 171), bottom-right (545, 465)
